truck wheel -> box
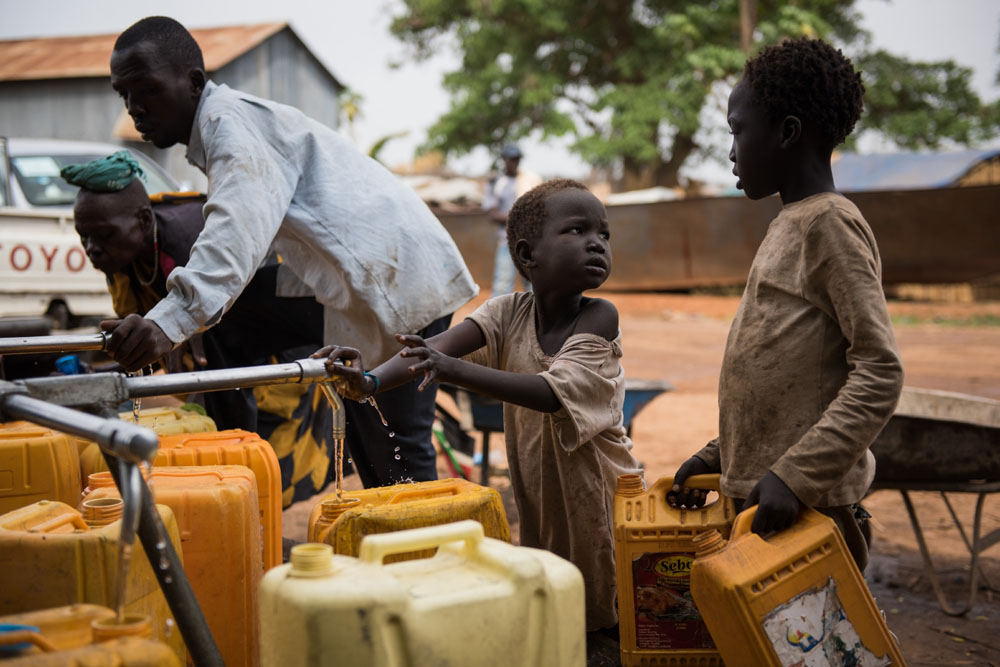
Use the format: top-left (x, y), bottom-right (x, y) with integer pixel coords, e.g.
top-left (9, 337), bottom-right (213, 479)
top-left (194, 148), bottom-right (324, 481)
top-left (46, 302), bottom-right (70, 330)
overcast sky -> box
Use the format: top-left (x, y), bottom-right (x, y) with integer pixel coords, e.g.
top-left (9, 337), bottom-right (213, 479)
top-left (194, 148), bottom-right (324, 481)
top-left (2, 0), bottom-right (998, 182)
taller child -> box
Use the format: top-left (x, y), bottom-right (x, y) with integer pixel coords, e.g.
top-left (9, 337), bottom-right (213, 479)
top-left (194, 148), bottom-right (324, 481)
top-left (105, 17), bottom-right (477, 488)
top-left (668, 38), bottom-right (904, 571)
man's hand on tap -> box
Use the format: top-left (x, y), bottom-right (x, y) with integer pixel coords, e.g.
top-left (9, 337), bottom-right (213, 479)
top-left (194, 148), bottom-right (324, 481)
top-left (100, 314), bottom-right (173, 373)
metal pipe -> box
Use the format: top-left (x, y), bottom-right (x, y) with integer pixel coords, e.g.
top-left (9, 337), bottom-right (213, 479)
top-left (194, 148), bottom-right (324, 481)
top-left (0, 332), bottom-right (108, 354)
top-left (0, 392), bottom-right (157, 463)
top-left (13, 358), bottom-right (332, 408)
top-left (99, 448), bottom-right (223, 666)
top-left (123, 358), bottom-right (332, 398)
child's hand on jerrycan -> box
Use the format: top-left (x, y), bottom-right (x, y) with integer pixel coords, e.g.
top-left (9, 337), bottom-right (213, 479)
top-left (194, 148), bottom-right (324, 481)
top-left (311, 345), bottom-right (375, 402)
top-left (666, 456), bottom-right (717, 508)
top-left (742, 471), bottom-right (803, 535)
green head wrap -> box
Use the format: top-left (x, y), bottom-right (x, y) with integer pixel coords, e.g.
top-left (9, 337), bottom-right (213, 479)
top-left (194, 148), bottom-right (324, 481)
top-left (60, 150), bottom-right (145, 193)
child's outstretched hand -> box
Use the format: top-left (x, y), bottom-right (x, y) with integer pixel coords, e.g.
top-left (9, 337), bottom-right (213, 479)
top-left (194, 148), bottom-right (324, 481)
top-left (666, 456), bottom-right (716, 508)
top-left (397, 333), bottom-right (454, 391)
top-left (743, 471), bottom-right (802, 535)
top-left (310, 345), bottom-right (375, 402)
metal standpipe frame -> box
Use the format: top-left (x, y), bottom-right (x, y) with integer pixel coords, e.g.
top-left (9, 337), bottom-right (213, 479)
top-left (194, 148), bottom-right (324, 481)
top-left (0, 382), bottom-right (224, 667)
top-left (0, 353), bottom-right (337, 667)
top-left (0, 331), bottom-right (110, 355)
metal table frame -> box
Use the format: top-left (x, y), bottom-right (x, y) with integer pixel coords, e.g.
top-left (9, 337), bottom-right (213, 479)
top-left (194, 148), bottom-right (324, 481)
top-left (871, 479), bottom-right (1000, 616)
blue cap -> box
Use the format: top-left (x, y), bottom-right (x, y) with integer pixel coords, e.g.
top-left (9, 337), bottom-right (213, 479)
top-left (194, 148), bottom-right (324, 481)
top-left (500, 144), bottom-right (522, 159)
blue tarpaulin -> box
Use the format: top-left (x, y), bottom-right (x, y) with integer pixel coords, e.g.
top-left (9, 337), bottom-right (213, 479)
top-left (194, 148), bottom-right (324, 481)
top-left (832, 149), bottom-right (1000, 192)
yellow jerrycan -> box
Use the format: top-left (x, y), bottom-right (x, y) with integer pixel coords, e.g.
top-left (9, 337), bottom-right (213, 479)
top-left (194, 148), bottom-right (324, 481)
top-left (307, 478), bottom-right (510, 562)
top-left (77, 406), bottom-right (217, 482)
top-left (613, 473), bottom-right (736, 666)
top-left (260, 520), bottom-right (586, 667)
top-left (0, 421), bottom-right (80, 514)
top-left (690, 506), bottom-right (906, 666)
top-left (0, 500), bottom-right (186, 664)
top-left (0, 603), bottom-right (116, 651)
top-left (82, 465), bottom-right (263, 667)
top-left (0, 604), bottom-right (180, 666)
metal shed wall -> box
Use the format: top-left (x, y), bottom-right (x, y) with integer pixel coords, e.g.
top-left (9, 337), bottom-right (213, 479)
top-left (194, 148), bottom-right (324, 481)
top-left (0, 26), bottom-right (341, 187)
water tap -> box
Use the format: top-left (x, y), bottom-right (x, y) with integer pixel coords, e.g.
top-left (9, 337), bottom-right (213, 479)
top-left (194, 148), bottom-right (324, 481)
top-left (319, 382), bottom-right (346, 440)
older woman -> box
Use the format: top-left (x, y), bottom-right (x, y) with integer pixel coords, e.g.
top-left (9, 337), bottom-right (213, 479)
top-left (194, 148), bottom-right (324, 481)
top-left (64, 152), bottom-right (341, 506)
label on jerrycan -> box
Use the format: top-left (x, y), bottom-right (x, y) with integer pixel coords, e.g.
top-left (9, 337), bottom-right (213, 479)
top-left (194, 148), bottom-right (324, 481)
top-left (632, 551), bottom-right (715, 650)
top-left (762, 577), bottom-right (891, 667)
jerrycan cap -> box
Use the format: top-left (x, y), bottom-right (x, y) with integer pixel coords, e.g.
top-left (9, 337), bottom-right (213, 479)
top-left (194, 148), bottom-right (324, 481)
top-left (91, 614), bottom-right (153, 641)
top-left (693, 529), bottom-right (727, 559)
top-left (80, 497), bottom-right (124, 527)
top-left (616, 473), bottom-right (645, 497)
top-left (321, 497), bottom-right (361, 521)
top-left (290, 543), bottom-right (335, 578)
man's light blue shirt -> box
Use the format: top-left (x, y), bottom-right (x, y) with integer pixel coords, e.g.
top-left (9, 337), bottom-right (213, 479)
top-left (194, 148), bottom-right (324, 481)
top-left (145, 81), bottom-right (478, 363)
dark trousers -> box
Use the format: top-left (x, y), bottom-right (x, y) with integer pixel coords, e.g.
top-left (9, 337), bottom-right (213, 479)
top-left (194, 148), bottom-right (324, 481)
top-left (345, 314), bottom-right (452, 488)
top-left (200, 264), bottom-right (325, 431)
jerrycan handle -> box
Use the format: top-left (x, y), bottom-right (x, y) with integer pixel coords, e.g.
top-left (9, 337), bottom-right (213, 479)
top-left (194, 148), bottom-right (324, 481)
top-left (387, 481), bottom-right (462, 505)
top-left (731, 505), bottom-right (758, 539)
top-left (0, 627), bottom-right (58, 653)
top-left (28, 512), bottom-right (89, 533)
top-left (673, 473), bottom-right (722, 492)
top-left (359, 520), bottom-right (483, 566)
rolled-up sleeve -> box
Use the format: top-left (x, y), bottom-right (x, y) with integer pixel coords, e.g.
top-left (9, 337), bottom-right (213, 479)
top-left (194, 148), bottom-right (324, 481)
top-left (145, 113), bottom-right (298, 343)
top-left (540, 334), bottom-right (625, 452)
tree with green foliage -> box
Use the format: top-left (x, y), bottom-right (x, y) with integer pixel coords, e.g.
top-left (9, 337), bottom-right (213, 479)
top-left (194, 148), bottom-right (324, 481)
top-left (390, 0), bottom-right (999, 189)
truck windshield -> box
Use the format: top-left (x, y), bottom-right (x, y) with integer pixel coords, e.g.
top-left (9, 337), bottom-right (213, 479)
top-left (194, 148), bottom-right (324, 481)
top-left (10, 151), bottom-right (176, 206)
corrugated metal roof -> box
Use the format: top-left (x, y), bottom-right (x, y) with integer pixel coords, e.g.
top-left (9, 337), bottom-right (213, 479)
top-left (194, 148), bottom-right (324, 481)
top-left (832, 149), bottom-right (1000, 191)
top-left (0, 22), bottom-right (287, 82)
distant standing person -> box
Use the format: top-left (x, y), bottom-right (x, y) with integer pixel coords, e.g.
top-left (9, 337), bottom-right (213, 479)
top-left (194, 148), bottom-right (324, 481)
top-left (482, 144), bottom-right (541, 295)
top-left (103, 16), bottom-right (478, 489)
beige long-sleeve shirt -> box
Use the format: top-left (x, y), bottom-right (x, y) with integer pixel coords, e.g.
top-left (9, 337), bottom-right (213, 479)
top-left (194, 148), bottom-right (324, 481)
top-left (467, 293), bottom-right (642, 631)
top-left (696, 192), bottom-right (903, 507)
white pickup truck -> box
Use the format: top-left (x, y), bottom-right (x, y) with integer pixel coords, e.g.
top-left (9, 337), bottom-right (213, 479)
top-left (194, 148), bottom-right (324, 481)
top-left (0, 137), bottom-right (178, 328)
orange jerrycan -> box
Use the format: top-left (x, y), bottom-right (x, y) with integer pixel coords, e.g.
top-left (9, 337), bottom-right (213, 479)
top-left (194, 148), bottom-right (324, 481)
top-left (259, 521), bottom-right (585, 667)
top-left (0, 605), bottom-right (180, 666)
top-left (0, 421), bottom-right (80, 514)
top-left (613, 473), bottom-right (736, 666)
top-left (145, 429), bottom-right (281, 569)
top-left (690, 506), bottom-right (906, 666)
top-left (0, 500), bottom-right (186, 664)
top-left (307, 478), bottom-right (510, 562)
top-left (83, 466), bottom-right (263, 667)
top-left (77, 406), bottom-right (217, 482)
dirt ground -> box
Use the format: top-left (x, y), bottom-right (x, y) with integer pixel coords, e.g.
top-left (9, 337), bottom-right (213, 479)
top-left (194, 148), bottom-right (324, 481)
top-left (284, 291), bottom-right (1000, 666)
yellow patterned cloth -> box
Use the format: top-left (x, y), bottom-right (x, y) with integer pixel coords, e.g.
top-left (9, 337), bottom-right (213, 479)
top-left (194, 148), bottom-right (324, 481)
top-left (254, 380), bottom-right (336, 508)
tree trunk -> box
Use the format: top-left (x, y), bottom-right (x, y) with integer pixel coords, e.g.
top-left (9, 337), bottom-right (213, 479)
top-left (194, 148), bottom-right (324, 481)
top-left (740, 0), bottom-right (758, 52)
top-left (620, 132), bottom-right (697, 191)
